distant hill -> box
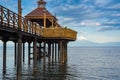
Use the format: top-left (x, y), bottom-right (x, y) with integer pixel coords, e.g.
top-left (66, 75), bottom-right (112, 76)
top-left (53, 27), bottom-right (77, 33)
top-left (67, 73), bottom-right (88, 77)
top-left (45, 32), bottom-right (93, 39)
top-left (69, 40), bottom-right (120, 47)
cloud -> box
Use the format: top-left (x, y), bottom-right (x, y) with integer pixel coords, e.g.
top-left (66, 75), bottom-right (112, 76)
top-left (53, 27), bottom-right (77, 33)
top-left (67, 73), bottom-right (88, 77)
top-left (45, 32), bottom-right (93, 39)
top-left (94, 0), bottom-right (112, 7)
top-left (97, 21), bottom-right (120, 31)
top-left (97, 26), bottom-right (120, 31)
top-left (54, 0), bottom-right (120, 31)
top-left (77, 36), bottom-right (87, 41)
top-left (0, 0), bottom-right (9, 3)
top-left (0, 0), bottom-right (17, 12)
top-left (79, 31), bottom-right (87, 34)
top-left (102, 22), bottom-right (120, 26)
top-left (46, 0), bottom-right (53, 2)
top-left (108, 3), bottom-right (120, 10)
top-left (79, 20), bottom-right (101, 27)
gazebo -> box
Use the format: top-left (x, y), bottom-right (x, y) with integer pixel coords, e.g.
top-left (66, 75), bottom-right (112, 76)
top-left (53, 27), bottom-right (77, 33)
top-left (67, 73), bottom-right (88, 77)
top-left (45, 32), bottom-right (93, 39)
top-left (25, 0), bottom-right (77, 63)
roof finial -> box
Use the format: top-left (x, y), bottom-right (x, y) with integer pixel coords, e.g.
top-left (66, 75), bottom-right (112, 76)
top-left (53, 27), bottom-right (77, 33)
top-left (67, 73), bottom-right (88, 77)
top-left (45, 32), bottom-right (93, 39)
top-left (38, 0), bottom-right (46, 8)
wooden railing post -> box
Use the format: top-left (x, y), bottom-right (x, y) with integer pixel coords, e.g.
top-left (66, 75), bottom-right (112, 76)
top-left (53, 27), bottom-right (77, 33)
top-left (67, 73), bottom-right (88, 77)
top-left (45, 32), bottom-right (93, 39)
top-left (13, 13), bottom-right (15, 29)
top-left (1, 6), bottom-right (3, 25)
top-left (7, 10), bottom-right (10, 27)
top-left (44, 10), bottom-right (46, 28)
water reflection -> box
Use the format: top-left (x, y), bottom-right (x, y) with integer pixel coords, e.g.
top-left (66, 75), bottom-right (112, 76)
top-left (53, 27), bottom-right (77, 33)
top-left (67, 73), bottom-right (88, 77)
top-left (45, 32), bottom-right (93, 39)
top-left (2, 59), bottom-right (68, 80)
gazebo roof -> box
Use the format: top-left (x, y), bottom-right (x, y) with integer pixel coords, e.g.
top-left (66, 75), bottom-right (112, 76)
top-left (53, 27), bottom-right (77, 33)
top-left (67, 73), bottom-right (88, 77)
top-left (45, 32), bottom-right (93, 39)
top-left (25, 8), bottom-right (55, 19)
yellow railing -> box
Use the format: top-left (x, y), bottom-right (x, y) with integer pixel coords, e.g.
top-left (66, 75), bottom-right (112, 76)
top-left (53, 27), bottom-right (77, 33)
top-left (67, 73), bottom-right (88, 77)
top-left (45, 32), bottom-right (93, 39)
top-left (41, 27), bottom-right (77, 40)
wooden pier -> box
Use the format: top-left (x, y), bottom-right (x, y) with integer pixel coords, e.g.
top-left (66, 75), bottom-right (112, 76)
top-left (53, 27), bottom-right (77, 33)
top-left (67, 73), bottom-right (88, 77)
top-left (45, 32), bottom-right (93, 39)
top-left (0, 0), bottom-right (77, 78)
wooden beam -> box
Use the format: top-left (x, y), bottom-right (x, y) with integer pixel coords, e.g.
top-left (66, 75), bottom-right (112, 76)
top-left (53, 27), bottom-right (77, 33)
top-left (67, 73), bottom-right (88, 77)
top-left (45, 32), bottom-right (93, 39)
top-left (18, 0), bottom-right (22, 30)
top-left (44, 11), bottom-right (46, 28)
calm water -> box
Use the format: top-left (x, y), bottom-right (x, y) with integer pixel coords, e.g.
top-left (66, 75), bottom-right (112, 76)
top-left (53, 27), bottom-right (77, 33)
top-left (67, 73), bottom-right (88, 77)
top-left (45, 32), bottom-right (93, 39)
top-left (0, 47), bottom-right (120, 80)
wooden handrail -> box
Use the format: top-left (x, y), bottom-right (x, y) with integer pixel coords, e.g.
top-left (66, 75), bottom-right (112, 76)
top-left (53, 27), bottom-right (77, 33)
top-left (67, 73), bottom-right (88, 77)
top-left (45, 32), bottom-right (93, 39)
top-left (0, 5), bottom-right (41, 36)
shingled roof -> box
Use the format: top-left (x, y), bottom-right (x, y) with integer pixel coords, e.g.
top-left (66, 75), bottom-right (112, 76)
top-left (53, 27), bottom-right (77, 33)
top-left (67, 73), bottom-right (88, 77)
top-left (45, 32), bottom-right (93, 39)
top-left (25, 8), bottom-right (54, 18)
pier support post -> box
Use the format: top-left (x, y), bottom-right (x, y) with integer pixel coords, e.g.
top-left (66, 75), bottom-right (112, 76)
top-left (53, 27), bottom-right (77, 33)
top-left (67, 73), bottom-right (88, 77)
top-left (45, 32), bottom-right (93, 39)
top-left (33, 37), bottom-right (37, 72)
top-left (55, 43), bottom-right (57, 62)
top-left (14, 42), bottom-right (17, 66)
top-left (28, 42), bottom-right (31, 65)
top-left (39, 42), bottom-right (42, 59)
top-left (60, 41), bottom-right (63, 64)
top-left (2, 39), bottom-right (7, 74)
top-left (48, 43), bottom-right (51, 65)
top-left (62, 42), bottom-right (65, 63)
top-left (65, 42), bottom-right (68, 62)
top-left (43, 41), bottom-right (46, 70)
top-left (58, 43), bottom-right (60, 62)
top-left (22, 42), bottom-right (25, 63)
top-left (17, 34), bottom-right (22, 77)
top-left (52, 43), bottom-right (54, 64)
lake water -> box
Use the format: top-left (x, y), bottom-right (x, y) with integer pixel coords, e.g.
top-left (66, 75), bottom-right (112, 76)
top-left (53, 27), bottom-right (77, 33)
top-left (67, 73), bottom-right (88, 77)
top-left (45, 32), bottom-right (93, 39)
top-left (0, 47), bottom-right (120, 80)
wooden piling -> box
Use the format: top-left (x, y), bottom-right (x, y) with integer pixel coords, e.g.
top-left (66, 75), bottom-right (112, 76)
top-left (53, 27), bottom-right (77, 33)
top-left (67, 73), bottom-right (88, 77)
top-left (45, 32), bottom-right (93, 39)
top-left (52, 43), bottom-right (54, 64)
top-left (55, 43), bottom-right (57, 62)
top-left (14, 42), bottom-right (17, 65)
top-left (65, 42), bottom-right (68, 62)
top-left (62, 42), bottom-right (65, 63)
top-left (22, 42), bottom-right (25, 63)
top-left (17, 34), bottom-right (22, 77)
top-left (39, 42), bottom-right (42, 59)
top-left (48, 43), bottom-right (51, 65)
top-left (3, 40), bottom-right (7, 74)
top-left (43, 41), bottom-right (46, 70)
top-left (58, 43), bottom-right (60, 62)
top-left (33, 37), bottom-right (37, 72)
top-left (60, 41), bottom-right (63, 64)
top-left (28, 42), bottom-right (31, 65)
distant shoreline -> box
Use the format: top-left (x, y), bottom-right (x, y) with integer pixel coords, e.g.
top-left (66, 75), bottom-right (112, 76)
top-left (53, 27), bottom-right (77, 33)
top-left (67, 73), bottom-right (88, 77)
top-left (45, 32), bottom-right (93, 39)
top-left (68, 46), bottom-right (120, 48)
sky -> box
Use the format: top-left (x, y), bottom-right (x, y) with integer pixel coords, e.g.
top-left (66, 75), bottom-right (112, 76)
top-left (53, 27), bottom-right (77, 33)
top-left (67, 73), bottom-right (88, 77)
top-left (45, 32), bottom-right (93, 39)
top-left (0, 0), bottom-right (120, 43)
